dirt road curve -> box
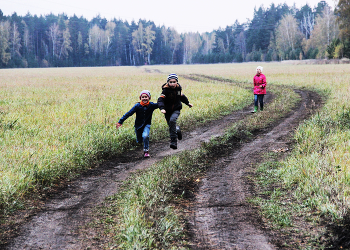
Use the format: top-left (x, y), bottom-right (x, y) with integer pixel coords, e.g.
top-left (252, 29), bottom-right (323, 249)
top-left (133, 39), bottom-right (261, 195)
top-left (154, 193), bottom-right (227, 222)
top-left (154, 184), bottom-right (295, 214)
top-left (187, 89), bottom-right (320, 250)
top-left (3, 85), bottom-right (320, 249)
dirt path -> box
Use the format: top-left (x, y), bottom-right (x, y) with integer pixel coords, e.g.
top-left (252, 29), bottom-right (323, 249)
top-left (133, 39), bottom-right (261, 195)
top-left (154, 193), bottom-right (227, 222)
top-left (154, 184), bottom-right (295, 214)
top-left (2, 78), bottom-right (321, 249)
top-left (187, 89), bottom-right (321, 249)
top-left (4, 82), bottom-right (274, 249)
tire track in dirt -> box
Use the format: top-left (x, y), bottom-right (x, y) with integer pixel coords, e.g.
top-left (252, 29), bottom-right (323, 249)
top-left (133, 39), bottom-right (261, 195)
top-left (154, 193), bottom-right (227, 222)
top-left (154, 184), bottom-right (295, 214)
top-left (187, 89), bottom-right (321, 249)
top-left (4, 80), bottom-right (268, 249)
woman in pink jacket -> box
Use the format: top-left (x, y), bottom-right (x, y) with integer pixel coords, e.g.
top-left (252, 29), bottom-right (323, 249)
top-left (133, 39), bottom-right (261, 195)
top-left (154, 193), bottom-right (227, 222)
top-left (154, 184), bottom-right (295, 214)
top-left (252, 66), bottom-right (267, 113)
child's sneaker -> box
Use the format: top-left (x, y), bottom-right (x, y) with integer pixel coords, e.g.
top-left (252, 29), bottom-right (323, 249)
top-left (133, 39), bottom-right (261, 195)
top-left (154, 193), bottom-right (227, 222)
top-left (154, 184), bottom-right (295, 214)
top-left (176, 126), bottom-right (182, 140)
top-left (170, 139), bottom-right (177, 149)
top-left (144, 151), bottom-right (150, 158)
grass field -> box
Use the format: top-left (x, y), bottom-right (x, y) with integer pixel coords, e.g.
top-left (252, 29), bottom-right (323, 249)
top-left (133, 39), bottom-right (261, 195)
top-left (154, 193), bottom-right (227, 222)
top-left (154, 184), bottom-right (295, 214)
top-left (1, 62), bottom-right (350, 248)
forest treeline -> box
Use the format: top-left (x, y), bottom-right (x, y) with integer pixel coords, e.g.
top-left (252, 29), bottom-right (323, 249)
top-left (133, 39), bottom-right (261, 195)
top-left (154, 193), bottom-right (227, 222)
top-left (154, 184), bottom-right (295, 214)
top-left (1, 0), bottom-right (350, 68)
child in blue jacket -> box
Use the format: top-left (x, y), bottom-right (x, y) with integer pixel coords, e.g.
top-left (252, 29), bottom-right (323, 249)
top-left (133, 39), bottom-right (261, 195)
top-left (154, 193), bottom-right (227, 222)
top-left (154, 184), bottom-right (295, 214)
top-left (116, 90), bottom-right (159, 158)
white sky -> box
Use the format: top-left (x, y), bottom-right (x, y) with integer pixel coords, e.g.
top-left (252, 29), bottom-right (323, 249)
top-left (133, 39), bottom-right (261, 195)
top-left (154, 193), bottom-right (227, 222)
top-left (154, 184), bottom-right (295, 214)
top-left (1, 0), bottom-right (336, 33)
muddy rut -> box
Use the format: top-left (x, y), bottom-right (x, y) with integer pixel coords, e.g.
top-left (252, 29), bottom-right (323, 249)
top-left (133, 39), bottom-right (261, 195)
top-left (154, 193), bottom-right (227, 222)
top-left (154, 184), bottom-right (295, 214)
top-left (187, 89), bottom-right (320, 250)
top-left (3, 79), bottom-right (321, 249)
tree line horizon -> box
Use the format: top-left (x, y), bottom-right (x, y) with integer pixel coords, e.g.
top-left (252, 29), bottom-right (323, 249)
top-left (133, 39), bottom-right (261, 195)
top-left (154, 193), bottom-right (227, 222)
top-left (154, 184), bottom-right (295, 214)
top-left (0, 0), bottom-right (349, 68)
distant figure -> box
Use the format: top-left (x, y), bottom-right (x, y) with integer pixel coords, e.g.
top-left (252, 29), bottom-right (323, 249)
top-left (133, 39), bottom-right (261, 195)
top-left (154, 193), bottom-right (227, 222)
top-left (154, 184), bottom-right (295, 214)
top-left (158, 73), bottom-right (193, 149)
top-left (116, 90), bottom-right (159, 158)
top-left (252, 66), bottom-right (267, 113)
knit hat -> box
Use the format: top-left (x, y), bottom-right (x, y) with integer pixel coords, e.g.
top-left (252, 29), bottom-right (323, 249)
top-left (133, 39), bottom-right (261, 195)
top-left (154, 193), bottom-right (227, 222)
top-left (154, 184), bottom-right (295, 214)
top-left (256, 66), bottom-right (263, 72)
top-left (167, 73), bottom-right (178, 82)
top-left (139, 90), bottom-right (151, 99)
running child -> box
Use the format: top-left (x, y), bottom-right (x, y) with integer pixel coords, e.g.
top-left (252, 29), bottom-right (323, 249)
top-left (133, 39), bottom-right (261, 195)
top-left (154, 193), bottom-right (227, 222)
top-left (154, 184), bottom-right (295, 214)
top-left (158, 73), bottom-right (193, 149)
top-left (116, 90), bottom-right (158, 158)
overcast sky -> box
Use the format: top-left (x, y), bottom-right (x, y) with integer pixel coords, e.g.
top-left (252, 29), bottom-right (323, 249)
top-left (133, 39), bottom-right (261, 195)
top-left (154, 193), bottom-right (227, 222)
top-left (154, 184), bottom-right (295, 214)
top-left (2, 0), bottom-right (335, 33)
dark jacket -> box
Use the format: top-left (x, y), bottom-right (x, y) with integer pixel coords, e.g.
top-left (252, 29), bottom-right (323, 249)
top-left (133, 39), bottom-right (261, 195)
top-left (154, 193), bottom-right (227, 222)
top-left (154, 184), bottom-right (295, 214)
top-left (118, 102), bottom-right (158, 130)
top-left (157, 83), bottom-right (190, 113)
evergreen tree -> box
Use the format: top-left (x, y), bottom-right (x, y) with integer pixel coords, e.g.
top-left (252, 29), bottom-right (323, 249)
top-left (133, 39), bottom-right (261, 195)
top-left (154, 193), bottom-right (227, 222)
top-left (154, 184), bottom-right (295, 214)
top-left (335, 0), bottom-right (350, 58)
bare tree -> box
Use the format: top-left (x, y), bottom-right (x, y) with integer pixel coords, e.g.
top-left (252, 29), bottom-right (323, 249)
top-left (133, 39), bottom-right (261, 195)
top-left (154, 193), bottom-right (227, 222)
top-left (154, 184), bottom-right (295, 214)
top-left (22, 20), bottom-right (31, 57)
top-left (182, 32), bottom-right (201, 64)
top-left (217, 37), bottom-right (226, 54)
top-left (161, 26), bottom-right (168, 47)
top-left (235, 31), bottom-right (246, 61)
top-left (10, 22), bottom-right (21, 58)
top-left (336, 0), bottom-right (350, 40)
top-left (89, 24), bottom-right (102, 56)
top-left (0, 21), bottom-right (11, 65)
top-left (48, 22), bottom-right (61, 58)
top-left (48, 20), bottom-right (72, 60)
top-left (276, 14), bottom-right (303, 59)
top-left (87, 22), bottom-right (115, 59)
top-left (305, 6), bottom-right (339, 58)
top-left (103, 21), bottom-right (116, 57)
top-left (169, 28), bottom-right (182, 64)
top-left (201, 32), bottom-right (215, 55)
top-left (77, 31), bottom-right (83, 50)
top-left (132, 22), bottom-right (144, 63)
top-left (58, 20), bottom-right (72, 59)
top-left (132, 22), bottom-right (155, 65)
top-left (143, 25), bottom-right (155, 65)
top-left (300, 12), bottom-right (315, 39)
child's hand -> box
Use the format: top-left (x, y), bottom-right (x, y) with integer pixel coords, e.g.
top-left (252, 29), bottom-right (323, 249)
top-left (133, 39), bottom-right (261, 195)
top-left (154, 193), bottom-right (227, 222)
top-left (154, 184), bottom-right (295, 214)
top-left (116, 123), bottom-right (122, 129)
top-left (161, 109), bottom-right (166, 114)
top-left (188, 103), bottom-right (193, 108)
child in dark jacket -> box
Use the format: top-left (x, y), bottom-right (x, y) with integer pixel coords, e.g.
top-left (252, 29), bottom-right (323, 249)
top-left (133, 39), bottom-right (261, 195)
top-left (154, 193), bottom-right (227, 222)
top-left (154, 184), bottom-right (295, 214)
top-left (116, 90), bottom-right (158, 158)
top-left (158, 73), bottom-right (193, 149)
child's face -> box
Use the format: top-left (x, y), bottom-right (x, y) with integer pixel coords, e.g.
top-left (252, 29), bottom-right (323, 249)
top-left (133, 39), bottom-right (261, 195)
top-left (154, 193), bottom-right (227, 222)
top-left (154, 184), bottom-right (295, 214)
top-left (140, 94), bottom-right (150, 103)
top-left (168, 79), bottom-right (177, 88)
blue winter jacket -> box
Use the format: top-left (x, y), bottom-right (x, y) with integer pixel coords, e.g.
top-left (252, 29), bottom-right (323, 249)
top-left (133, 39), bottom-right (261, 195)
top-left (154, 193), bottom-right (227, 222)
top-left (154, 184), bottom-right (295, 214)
top-left (118, 102), bottom-right (159, 130)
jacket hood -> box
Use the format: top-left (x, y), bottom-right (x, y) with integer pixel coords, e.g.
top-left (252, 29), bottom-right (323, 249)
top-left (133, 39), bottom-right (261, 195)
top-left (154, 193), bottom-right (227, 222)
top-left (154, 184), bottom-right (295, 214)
top-left (162, 82), bottom-right (180, 89)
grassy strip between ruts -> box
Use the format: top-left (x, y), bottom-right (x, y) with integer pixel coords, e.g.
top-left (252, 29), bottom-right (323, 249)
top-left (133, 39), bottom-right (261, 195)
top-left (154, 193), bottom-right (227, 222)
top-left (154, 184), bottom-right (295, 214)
top-left (91, 83), bottom-right (300, 249)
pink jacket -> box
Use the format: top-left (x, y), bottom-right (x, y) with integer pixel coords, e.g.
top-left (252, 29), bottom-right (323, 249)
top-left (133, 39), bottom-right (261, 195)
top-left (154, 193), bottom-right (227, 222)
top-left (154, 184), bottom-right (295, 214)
top-left (253, 73), bottom-right (267, 95)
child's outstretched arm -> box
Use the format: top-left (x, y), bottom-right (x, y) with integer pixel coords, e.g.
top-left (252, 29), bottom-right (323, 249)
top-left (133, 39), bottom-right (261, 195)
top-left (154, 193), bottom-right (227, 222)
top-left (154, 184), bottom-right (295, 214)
top-left (180, 94), bottom-right (193, 108)
top-left (157, 94), bottom-right (166, 113)
top-left (116, 122), bottom-right (122, 129)
top-left (116, 104), bottom-right (138, 129)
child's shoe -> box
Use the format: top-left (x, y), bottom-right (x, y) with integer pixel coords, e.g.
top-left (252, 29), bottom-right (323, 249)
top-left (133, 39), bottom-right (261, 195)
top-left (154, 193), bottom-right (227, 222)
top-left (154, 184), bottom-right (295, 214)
top-left (176, 126), bottom-right (182, 140)
top-left (170, 138), bottom-right (177, 149)
top-left (251, 106), bottom-right (258, 113)
top-left (144, 151), bottom-right (150, 158)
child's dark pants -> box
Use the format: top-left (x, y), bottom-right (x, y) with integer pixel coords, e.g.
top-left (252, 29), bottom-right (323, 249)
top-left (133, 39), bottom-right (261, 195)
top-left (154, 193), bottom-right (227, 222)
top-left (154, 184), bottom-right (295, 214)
top-left (165, 110), bottom-right (180, 142)
top-left (254, 94), bottom-right (264, 110)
